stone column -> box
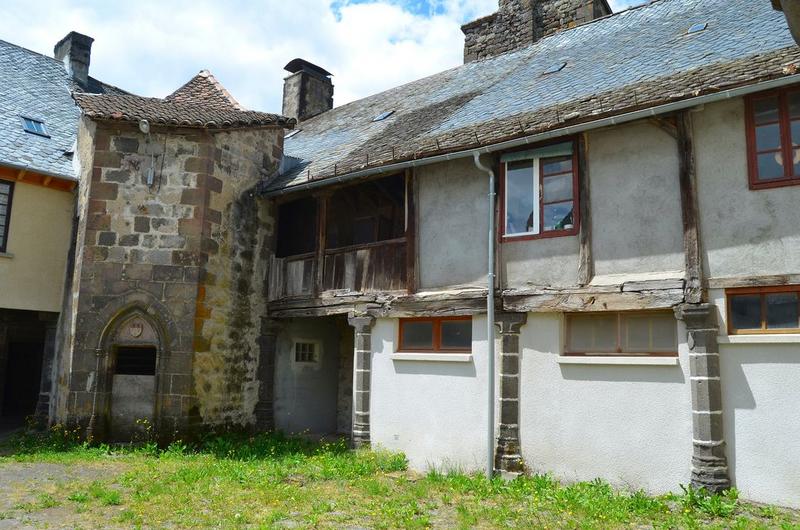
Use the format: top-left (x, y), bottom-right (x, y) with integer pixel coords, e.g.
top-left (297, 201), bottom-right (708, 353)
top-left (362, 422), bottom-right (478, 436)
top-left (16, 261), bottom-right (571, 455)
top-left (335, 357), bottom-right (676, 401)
top-left (254, 317), bottom-right (281, 431)
top-left (348, 314), bottom-right (375, 448)
top-left (495, 312), bottom-right (527, 474)
top-left (676, 303), bottom-right (731, 493)
top-left (33, 321), bottom-right (59, 428)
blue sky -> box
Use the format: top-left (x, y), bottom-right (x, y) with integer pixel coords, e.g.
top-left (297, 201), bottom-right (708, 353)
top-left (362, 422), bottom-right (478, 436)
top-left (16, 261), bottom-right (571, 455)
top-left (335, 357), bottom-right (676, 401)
top-left (3, 0), bottom-right (645, 112)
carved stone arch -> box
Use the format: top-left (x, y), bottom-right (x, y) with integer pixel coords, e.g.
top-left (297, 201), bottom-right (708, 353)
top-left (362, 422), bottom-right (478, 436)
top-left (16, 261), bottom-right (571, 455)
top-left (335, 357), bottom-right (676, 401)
top-left (89, 291), bottom-right (178, 441)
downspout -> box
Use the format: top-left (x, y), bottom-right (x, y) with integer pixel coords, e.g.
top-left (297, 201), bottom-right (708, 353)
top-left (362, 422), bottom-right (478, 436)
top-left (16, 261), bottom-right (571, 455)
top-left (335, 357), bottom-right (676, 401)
top-left (472, 152), bottom-right (496, 480)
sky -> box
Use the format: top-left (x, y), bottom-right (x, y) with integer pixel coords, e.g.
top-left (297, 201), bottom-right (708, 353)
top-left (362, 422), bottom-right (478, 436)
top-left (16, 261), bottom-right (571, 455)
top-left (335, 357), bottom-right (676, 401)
top-left (4, 0), bottom-right (644, 112)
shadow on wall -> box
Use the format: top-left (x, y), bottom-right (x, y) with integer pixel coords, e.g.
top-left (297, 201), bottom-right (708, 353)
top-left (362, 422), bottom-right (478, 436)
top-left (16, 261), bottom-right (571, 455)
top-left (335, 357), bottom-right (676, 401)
top-left (720, 346), bottom-right (797, 491)
top-left (558, 364), bottom-right (686, 384)
top-left (392, 360), bottom-right (477, 378)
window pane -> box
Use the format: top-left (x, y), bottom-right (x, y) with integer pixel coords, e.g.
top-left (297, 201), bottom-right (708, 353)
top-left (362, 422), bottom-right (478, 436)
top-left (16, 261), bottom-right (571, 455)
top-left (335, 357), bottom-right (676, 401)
top-left (766, 293), bottom-right (799, 329)
top-left (542, 156), bottom-right (572, 176)
top-left (543, 201), bottom-right (573, 231)
top-left (624, 316), bottom-right (651, 351)
top-left (401, 321), bottom-right (434, 349)
top-left (793, 148), bottom-right (800, 177)
top-left (0, 205), bottom-right (6, 216)
top-left (568, 315), bottom-right (617, 352)
top-left (755, 124), bottom-right (781, 151)
top-left (757, 152), bottom-right (784, 181)
top-left (651, 314), bottom-right (678, 351)
top-left (0, 195), bottom-right (7, 204)
top-left (730, 295), bottom-right (762, 330)
top-left (790, 92), bottom-right (800, 118)
top-left (0, 183), bottom-right (9, 193)
top-left (543, 173), bottom-right (572, 203)
top-left (792, 120), bottom-right (800, 146)
top-left (506, 161), bottom-right (535, 234)
top-left (753, 97), bottom-right (779, 124)
top-left (441, 320), bottom-right (471, 350)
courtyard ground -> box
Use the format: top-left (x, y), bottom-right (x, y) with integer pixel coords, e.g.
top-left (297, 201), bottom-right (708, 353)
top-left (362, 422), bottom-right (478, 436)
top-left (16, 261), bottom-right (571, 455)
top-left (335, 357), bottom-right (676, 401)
top-left (0, 428), bottom-right (797, 529)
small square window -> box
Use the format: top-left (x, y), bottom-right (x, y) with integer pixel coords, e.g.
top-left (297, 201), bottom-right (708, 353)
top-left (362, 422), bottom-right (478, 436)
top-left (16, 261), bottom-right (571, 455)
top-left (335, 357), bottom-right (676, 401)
top-left (21, 117), bottom-right (49, 137)
top-left (294, 341), bottom-right (318, 363)
top-left (746, 89), bottom-right (800, 189)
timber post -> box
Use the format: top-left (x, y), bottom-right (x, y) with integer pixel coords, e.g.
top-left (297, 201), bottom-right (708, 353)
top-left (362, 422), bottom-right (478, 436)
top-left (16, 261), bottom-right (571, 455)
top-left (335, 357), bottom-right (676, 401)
top-left (495, 312), bottom-right (527, 474)
top-left (348, 313), bottom-right (375, 448)
top-left (676, 303), bottom-right (731, 493)
top-left (254, 317), bottom-right (281, 431)
top-left (33, 319), bottom-right (59, 428)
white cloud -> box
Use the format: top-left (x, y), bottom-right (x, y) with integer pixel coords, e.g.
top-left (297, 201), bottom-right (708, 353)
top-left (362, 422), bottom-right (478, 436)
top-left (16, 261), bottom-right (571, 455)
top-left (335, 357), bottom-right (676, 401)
top-left (2, 0), bottom-right (645, 113)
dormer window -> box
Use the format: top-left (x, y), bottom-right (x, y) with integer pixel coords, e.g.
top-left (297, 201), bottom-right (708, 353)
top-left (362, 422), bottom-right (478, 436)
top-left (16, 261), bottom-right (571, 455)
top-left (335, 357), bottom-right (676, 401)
top-left (21, 117), bottom-right (49, 138)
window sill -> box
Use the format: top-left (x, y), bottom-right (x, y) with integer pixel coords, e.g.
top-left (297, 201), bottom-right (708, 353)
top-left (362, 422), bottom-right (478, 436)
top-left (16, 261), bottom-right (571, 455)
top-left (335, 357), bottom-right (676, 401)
top-left (557, 356), bottom-right (679, 366)
top-left (391, 353), bottom-right (472, 363)
top-left (0, 252), bottom-right (13, 259)
top-left (718, 335), bottom-right (800, 344)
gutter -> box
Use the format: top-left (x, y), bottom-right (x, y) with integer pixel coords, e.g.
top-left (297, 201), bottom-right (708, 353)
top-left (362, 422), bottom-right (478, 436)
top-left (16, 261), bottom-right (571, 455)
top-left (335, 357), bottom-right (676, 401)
top-left (472, 153), bottom-right (496, 480)
top-left (264, 74), bottom-right (800, 197)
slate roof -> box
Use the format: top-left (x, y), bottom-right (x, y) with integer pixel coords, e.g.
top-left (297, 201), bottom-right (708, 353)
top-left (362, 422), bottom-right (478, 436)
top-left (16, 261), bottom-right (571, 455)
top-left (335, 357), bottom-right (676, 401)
top-left (0, 39), bottom-right (124, 180)
top-left (265, 0), bottom-right (800, 193)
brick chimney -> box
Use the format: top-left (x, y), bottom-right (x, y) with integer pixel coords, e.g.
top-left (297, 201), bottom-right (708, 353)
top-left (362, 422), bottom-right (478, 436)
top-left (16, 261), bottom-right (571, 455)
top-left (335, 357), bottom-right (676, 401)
top-left (54, 31), bottom-right (94, 88)
top-left (282, 59), bottom-right (334, 122)
top-left (462, 0), bottom-right (611, 63)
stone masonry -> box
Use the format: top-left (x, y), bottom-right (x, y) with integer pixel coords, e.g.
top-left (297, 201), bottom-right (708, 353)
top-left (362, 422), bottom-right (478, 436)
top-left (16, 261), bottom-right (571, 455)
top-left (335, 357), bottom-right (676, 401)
top-left (462, 0), bottom-right (611, 62)
top-left (59, 116), bottom-right (283, 440)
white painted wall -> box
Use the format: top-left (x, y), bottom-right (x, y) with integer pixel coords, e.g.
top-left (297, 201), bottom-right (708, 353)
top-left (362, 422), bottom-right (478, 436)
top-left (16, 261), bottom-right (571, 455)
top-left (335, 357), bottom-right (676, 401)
top-left (695, 98), bottom-right (800, 279)
top-left (587, 122), bottom-right (685, 277)
top-left (711, 290), bottom-right (800, 508)
top-left (274, 317), bottom-right (341, 434)
top-left (518, 313), bottom-right (693, 494)
top-left (370, 315), bottom-right (490, 472)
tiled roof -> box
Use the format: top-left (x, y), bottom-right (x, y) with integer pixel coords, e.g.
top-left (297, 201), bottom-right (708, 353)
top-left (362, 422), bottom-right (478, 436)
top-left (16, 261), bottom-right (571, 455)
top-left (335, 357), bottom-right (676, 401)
top-left (265, 0), bottom-right (800, 192)
top-left (75, 89), bottom-right (294, 130)
top-left (165, 70), bottom-right (244, 110)
top-left (0, 39), bottom-right (122, 180)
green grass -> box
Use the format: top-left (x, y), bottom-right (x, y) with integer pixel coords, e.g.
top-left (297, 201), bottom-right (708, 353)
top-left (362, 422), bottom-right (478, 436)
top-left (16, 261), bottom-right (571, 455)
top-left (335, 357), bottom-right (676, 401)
top-left (1, 427), bottom-right (798, 529)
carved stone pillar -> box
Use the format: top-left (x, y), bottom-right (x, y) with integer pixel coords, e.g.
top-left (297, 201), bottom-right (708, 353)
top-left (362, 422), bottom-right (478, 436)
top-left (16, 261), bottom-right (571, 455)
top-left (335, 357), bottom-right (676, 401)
top-left (254, 317), bottom-right (281, 431)
top-left (676, 303), bottom-right (731, 492)
top-left (348, 314), bottom-right (375, 448)
top-left (33, 321), bottom-right (59, 428)
top-left (495, 312), bottom-right (527, 473)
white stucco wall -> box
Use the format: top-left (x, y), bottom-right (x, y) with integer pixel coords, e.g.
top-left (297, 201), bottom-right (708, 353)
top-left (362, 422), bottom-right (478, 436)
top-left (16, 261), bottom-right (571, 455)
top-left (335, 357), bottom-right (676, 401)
top-left (587, 122), bottom-right (685, 277)
top-left (695, 98), bottom-right (800, 279)
top-left (711, 290), bottom-right (800, 508)
top-left (518, 313), bottom-right (693, 494)
top-left (370, 315), bottom-right (491, 472)
top-left (274, 317), bottom-right (342, 434)
top-left (417, 159), bottom-right (488, 289)
top-left (502, 235), bottom-right (581, 288)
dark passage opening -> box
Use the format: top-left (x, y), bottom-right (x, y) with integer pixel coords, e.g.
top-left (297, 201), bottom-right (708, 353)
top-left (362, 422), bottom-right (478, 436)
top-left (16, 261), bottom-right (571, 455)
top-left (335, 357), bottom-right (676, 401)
top-left (2, 341), bottom-right (44, 417)
top-left (115, 346), bottom-right (157, 376)
top-left (276, 196), bottom-right (318, 258)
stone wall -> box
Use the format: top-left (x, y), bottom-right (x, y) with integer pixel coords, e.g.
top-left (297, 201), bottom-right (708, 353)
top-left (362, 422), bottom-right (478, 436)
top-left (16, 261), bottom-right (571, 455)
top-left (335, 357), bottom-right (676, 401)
top-left (462, 0), bottom-right (610, 62)
top-left (60, 118), bottom-right (282, 439)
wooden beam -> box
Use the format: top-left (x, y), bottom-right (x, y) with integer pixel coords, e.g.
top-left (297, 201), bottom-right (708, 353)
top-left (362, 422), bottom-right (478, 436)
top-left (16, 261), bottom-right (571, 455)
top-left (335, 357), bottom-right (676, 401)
top-left (676, 111), bottom-right (704, 304)
top-left (43, 176), bottom-right (52, 186)
top-left (706, 274), bottom-right (800, 290)
top-left (314, 193), bottom-right (328, 296)
top-left (577, 133), bottom-right (593, 285)
top-left (405, 169), bottom-right (417, 294)
top-left (503, 289), bottom-right (685, 313)
top-left (17, 170), bottom-right (26, 182)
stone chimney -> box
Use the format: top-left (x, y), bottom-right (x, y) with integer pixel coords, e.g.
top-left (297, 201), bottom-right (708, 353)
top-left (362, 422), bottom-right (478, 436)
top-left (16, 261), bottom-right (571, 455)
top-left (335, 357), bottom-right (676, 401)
top-left (282, 59), bottom-right (333, 122)
top-left (462, 0), bottom-right (611, 63)
top-left (54, 31), bottom-right (94, 88)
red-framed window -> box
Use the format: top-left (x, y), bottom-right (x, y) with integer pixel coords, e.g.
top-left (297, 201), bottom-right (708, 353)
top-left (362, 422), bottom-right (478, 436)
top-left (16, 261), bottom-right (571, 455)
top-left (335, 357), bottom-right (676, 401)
top-left (745, 87), bottom-right (800, 189)
top-left (499, 139), bottom-right (579, 241)
top-left (726, 285), bottom-right (800, 335)
top-left (397, 316), bottom-right (472, 352)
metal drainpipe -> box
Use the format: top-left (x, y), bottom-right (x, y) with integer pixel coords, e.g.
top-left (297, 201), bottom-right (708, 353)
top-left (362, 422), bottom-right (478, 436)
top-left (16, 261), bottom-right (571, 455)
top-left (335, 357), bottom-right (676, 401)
top-left (472, 152), bottom-right (496, 480)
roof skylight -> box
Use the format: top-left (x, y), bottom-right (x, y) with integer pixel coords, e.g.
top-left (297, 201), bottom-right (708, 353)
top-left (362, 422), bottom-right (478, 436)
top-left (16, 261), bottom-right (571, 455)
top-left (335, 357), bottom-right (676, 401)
top-left (543, 62), bottom-right (567, 75)
top-left (372, 111), bottom-right (394, 122)
top-left (687, 22), bottom-right (707, 34)
top-left (21, 117), bottom-right (49, 137)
